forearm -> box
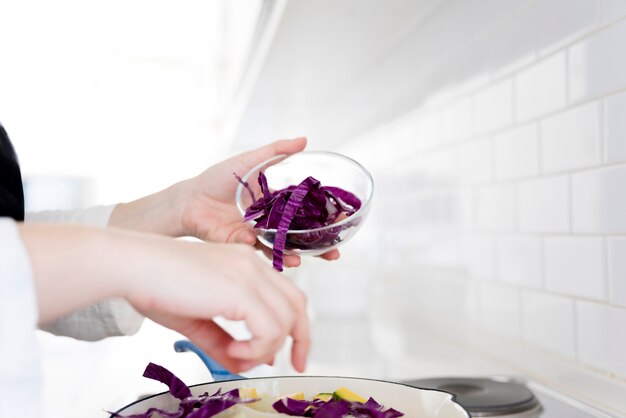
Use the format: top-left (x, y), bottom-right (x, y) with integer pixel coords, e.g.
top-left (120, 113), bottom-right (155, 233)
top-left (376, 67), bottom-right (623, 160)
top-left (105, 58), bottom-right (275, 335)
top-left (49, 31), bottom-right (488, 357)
top-left (108, 180), bottom-right (190, 237)
top-left (17, 221), bottom-right (311, 373)
top-left (18, 224), bottom-right (142, 324)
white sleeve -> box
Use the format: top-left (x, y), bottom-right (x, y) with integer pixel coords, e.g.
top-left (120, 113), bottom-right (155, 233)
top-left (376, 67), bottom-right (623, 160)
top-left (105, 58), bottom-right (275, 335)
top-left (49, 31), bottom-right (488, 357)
top-left (0, 218), bottom-right (43, 417)
top-left (25, 205), bottom-right (116, 226)
top-left (27, 205), bottom-right (145, 340)
top-left (38, 298), bottom-right (144, 341)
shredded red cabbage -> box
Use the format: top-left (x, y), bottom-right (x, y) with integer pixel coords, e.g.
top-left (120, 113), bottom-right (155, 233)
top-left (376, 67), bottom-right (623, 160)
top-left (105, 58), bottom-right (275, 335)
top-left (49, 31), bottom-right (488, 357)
top-left (110, 363), bottom-right (255, 418)
top-left (143, 362), bottom-right (193, 401)
top-left (236, 172), bottom-right (362, 271)
top-left (272, 396), bottom-right (404, 418)
top-left (111, 363), bottom-right (404, 418)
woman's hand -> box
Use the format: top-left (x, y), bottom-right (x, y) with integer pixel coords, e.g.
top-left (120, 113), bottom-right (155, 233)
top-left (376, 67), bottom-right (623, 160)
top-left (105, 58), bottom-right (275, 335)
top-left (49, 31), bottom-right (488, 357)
top-left (180, 138), bottom-right (307, 246)
top-left (20, 223), bottom-right (310, 373)
top-left (128, 240), bottom-right (310, 373)
top-left (109, 137), bottom-right (340, 267)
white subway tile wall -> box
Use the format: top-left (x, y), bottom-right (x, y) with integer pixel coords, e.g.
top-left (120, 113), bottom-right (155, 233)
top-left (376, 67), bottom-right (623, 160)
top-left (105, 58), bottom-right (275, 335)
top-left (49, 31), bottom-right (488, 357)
top-left (577, 302), bottom-right (626, 377)
top-left (608, 238), bottom-right (626, 306)
top-left (572, 165), bottom-right (626, 233)
top-left (442, 97), bottom-right (473, 143)
top-left (605, 91), bottom-right (626, 163)
top-left (569, 19), bottom-right (626, 103)
top-left (544, 236), bottom-right (607, 300)
top-left (480, 283), bottom-right (522, 339)
top-left (540, 102), bottom-right (602, 172)
top-left (338, 0), bottom-right (626, 387)
top-left (459, 234), bottom-right (496, 279)
top-left (517, 175), bottom-right (570, 232)
top-left (496, 235), bottom-right (543, 288)
top-left (474, 78), bottom-right (514, 135)
top-left (515, 52), bottom-right (567, 122)
top-left (475, 184), bottom-right (517, 231)
top-left (522, 290), bottom-right (577, 359)
top-left (458, 138), bottom-right (492, 184)
top-left (493, 123), bottom-right (539, 180)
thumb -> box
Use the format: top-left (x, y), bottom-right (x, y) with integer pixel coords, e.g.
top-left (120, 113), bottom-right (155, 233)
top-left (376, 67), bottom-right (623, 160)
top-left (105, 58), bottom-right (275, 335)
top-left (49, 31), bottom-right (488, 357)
top-left (235, 137), bottom-right (308, 174)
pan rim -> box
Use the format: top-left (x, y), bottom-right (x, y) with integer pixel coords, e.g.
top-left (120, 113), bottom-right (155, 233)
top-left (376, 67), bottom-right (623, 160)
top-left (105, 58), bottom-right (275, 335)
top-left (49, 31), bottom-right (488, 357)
top-left (110, 375), bottom-right (470, 418)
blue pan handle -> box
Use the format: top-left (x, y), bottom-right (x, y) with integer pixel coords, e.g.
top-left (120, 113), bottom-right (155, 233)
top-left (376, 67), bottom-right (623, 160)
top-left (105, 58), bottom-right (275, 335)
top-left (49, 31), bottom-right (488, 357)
top-left (174, 340), bottom-right (244, 382)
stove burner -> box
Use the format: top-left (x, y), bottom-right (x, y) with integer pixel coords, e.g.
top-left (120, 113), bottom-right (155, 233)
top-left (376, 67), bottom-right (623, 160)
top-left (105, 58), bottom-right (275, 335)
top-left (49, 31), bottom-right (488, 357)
top-left (403, 377), bottom-right (543, 417)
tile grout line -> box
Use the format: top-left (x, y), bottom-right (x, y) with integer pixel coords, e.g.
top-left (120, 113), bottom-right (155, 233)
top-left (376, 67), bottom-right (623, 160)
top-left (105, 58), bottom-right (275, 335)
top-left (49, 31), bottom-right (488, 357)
top-left (604, 236), bottom-right (611, 303)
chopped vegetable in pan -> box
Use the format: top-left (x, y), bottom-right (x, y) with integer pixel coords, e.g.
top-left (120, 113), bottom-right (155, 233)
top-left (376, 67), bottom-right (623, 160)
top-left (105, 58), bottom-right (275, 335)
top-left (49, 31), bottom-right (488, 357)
top-left (110, 363), bottom-right (404, 418)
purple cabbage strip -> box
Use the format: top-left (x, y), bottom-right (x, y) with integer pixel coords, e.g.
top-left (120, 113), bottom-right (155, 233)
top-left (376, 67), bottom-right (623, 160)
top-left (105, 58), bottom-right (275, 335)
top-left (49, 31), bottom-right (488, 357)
top-left (112, 365), bottom-right (258, 418)
top-left (185, 389), bottom-right (242, 418)
top-left (258, 171), bottom-right (273, 201)
top-left (235, 172), bottom-right (362, 271)
top-left (272, 398), bottom-right (317, 416)
top-left (234, 173), bottom-right (255, 203)
top-left (320, 186), bottom-right (362, 213)
top-left (143, 362), bottom-right (192, 401)
top-left (350, 398), bottom-right (404, 418)
top-left (271, 395), bottom-right (403, 418)
top-left (272, 176), bottom-right (320, 271)
top-left (314, 400), bottom-right (351, 418)
top-left (109, 406), bottom-right (185, 418)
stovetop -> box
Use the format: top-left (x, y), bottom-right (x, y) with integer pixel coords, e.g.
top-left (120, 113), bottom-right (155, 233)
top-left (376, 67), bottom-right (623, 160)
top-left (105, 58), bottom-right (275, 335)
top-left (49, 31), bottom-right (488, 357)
top-left (402, 376), bottom-right (622, 418)
top-left (529, 382), bottom-right (618, 418)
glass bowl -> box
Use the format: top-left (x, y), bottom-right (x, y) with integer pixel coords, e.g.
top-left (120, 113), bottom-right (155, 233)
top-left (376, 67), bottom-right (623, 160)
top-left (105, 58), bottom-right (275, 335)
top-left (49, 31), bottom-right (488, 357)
top-left (235, 151), bottom-right (374, 256)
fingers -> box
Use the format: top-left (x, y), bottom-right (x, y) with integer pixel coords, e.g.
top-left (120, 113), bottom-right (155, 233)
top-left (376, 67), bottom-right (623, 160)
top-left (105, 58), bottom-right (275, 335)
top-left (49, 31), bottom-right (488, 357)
top-left (319, 249), bottom-right (340, 261)
top-left (283, 254), bottom-right (302, 268)
top-left (231, 227), bottom-right (257, 245)
top-left (172, 318), bottom-right (281, 374)
top-left (224, 284), bottom-right (287, 362)
top-left (178, 320), bottom-right (244, 372)
top-left (225, 264), bottom-right (309, 368)
top-left (262, 137), bottom-right (308, 160)
top-left (255, 241), bottom-right (302, 268)
top-left (272, 136), bottom-right (307, 155)
top-left (151, 240), bottom-right (309, 373)
top-left (234, 137), bottom-right (308, 175)
top-left (260, 269), bottom-right (310, 372)
top-left (291, 335), bottom-right (309, 372)
top-left (234, 229), bottom-right (301, 268)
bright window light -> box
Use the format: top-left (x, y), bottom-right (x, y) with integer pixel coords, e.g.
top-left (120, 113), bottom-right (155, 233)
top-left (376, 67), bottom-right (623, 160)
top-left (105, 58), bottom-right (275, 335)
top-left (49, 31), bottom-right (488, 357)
top-left (0, 0), bottom-right (263, 205)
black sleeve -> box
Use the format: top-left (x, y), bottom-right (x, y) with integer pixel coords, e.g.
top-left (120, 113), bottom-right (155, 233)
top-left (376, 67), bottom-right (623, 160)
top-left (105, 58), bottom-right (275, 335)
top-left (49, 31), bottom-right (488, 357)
top-left (0, 123), bottom-right (25, 221)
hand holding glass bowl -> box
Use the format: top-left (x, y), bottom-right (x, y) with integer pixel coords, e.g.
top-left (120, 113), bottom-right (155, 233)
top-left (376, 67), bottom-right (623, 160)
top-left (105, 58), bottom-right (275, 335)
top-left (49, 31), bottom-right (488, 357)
top-left (235, 151), bottom-right (374, 269)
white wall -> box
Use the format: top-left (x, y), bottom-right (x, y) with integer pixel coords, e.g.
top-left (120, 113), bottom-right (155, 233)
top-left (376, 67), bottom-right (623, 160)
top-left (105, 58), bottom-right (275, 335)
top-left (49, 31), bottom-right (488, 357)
top-left (317, 0), bottom-right (626, 401)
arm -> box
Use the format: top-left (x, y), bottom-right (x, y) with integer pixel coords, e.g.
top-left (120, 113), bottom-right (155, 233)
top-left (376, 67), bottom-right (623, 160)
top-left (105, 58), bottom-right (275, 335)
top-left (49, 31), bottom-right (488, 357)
top-left (26, 205), bottom-right (145, 339)
top-left (109, 137), bottom-right (340, 266)
top-left (18, 223), bottom-right (310, 373)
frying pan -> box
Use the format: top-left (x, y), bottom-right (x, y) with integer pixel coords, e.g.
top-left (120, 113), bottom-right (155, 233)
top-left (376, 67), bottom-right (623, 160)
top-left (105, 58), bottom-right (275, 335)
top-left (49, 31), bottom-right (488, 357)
top-left (110, 341), bottom-right (469, 418)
